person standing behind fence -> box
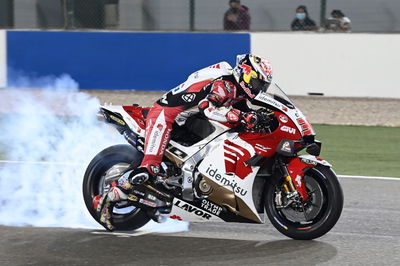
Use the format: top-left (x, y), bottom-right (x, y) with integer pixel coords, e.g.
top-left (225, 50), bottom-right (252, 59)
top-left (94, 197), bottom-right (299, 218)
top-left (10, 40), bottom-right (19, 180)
top-left (326, 10), bottom-right (351, 32)
top-left (223, 0), bottom-right (251, 31)
top-left (291, 5), bottom-right (317, 31)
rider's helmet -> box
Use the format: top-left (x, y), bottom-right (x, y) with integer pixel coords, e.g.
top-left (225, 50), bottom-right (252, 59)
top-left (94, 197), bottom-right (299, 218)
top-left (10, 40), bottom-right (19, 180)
top-left (233, 54), bottom-right (273, 100)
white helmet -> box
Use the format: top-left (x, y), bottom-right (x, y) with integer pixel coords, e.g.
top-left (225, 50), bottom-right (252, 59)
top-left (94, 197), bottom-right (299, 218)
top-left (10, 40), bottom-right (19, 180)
top-left (233, 54), bottom-right (273, 100)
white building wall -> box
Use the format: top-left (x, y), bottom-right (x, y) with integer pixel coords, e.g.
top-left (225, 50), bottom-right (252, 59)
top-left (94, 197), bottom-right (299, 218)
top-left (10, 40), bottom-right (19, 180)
top-left (252, 32), bottom-right (400, 98)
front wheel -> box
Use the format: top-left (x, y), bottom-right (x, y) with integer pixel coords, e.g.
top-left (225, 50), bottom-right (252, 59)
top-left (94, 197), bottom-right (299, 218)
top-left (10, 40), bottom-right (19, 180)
top-left (265, 165), bottom-right (344, 240)
top-left (82, 144), bottom-right (150, 231)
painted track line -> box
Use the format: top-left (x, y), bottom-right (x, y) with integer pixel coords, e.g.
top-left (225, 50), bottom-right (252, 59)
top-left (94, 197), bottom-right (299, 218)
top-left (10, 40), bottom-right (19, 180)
top-left (339, 175), bottom-right (400, 181)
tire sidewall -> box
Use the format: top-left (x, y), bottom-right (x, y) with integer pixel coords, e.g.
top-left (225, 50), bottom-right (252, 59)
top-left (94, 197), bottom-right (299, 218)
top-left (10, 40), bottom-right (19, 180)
top-left (265, 165), bottom-right (344, 240)
top-left (82, 144), bottom-right (150, 231)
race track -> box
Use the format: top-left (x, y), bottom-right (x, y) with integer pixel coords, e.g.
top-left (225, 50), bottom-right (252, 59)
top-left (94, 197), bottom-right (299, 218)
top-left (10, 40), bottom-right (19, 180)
top-left (1, 176), bottom-right (399, 266)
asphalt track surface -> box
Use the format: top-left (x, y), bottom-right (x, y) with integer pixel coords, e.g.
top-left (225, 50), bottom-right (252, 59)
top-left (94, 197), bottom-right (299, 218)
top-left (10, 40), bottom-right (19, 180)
top-left (1, 177), bottom-right (399, 266)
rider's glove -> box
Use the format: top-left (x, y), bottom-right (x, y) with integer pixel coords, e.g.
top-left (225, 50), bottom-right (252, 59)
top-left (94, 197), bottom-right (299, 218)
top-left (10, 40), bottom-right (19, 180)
top-left (94, 184), bottom-right (130, 231)
top-left (241, 111), bottom-right (259, 129)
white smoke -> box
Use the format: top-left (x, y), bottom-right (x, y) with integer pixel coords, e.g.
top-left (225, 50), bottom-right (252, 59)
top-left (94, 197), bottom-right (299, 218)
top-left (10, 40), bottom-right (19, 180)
top-left (0, 73), bottom-right (188, 233)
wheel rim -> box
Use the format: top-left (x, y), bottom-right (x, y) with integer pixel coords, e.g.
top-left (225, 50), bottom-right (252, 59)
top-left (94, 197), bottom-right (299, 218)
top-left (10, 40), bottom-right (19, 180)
top-left (274, 170), bottom-right (329, 227)
top-left (96, 162), bottom-right (138, 216)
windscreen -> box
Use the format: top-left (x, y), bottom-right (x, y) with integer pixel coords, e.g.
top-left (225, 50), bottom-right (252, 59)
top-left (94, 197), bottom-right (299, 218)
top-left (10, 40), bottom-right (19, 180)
top-left (250, 83), bottom-right (295, 109)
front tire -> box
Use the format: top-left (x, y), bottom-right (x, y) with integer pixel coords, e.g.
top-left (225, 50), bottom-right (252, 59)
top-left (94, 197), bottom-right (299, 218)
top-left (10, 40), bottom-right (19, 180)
top-left (265, 165), bottom-right (344, 240)
top-left (83, 144), bottom-right (150, 231)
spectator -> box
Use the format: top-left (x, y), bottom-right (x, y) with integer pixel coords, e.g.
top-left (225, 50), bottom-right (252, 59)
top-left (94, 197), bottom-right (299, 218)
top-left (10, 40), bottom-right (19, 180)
top-left (326, 9), bottom-right (351, 32)
top-left (223, 0), bottom-right (251, 31)
top-left (291, 5), bottom-right (317, 31)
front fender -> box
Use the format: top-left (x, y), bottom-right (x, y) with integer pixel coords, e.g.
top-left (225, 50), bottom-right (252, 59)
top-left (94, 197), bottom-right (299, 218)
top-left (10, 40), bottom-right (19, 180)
top-left (298, 154), bottom-right (332, 167)
top-left (286, 155), bottom-right (332, 201)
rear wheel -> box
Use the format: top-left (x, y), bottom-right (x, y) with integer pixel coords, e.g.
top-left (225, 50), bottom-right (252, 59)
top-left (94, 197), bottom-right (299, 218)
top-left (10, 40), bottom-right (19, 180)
top-left (82, 144), bottom-right (150, 231)
top-left (265, 165), bottom-right (344, 240)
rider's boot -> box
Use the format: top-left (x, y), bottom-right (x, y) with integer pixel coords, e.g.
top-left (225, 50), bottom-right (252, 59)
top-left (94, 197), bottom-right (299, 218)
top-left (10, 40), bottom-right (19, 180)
top-left (129, 166), bottom-right (172, 221)
top-left (129, 166), bottom-right (156, 185)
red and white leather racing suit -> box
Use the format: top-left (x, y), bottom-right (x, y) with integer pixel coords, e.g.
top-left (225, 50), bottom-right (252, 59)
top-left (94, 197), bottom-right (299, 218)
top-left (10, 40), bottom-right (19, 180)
top-left (140, 62), bottom-right (250, 176)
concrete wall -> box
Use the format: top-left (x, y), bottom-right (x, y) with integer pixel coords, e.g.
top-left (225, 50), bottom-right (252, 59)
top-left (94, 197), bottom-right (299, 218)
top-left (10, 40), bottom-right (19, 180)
top-left (252, 32), bottom-right (400, 98)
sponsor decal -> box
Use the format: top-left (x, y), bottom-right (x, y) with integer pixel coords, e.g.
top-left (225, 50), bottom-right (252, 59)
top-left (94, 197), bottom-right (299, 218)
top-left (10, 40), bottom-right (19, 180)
top-left (201, 199), bottom-right (223, 216)
top-left (160, 94), bottom-right (168, 105)
top-left (174, 200), bottom-right (212, 220)
top-left (282, 106), bottom-right (288, 112)
top-left (127, 194), bottom-right (138, 202)
top-left (227, 110), bottom-right (240, 122)
top-left (139, 198), bottom-right (157, 207)
top-left (301, 158), bottom-right (317, 165)
top-left (182, 93), bottom-right (196, 103)
top-left (281, 141), bottom-right (292, 153)
top-left (109, 115), bottom-right (125, 126)
top-left (209, 63), bottom-right (221, 69)
top-left (156, 123), bottom-right (163, 131)
top-left (255, 143), bottom-right (271, 152)
top-left (158, 128), bottom-right (171, 156)
top-left (133, 189), bottom-right (145, 197)
top-left (147, 194), bottom-right (157, 201)
top-left (150, 165), bottom-right (160, 175)
top-left (224, 81), bottom-right (235, 92)
top-left (240, 81), bottom-right (255, 98)
top-left (205, 165), bottom-right (248, 196)
top-left (241, 63), bottom-right (252, 75)
top-left (279, 114), bottom-right (288, 123)
top-left (297, 118), bottom-right (315, 135)
top-left (256, 94), bottom-right (281, 109)
top-left (281, 126), bottom-right (296, 134)
top-left (295, 175), bottom-right (302, 187)
top-left (224, 140), bottom-right (253, 180)
top-left (171, 82), bottom-right (189, 95)
top-left (168, 146), bottom-right (187, 159)
top-left (146, 110), bottom-right (167, 156)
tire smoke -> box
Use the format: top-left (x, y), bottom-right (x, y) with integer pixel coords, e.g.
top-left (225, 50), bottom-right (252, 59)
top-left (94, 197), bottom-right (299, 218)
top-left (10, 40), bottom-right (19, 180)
top-left (0, 73), bottom-right (188, 233)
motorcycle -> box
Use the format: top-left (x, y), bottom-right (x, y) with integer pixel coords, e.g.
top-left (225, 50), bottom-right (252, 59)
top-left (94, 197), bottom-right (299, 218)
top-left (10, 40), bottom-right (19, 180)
top-left (82, 83), bottom-right (343, 240)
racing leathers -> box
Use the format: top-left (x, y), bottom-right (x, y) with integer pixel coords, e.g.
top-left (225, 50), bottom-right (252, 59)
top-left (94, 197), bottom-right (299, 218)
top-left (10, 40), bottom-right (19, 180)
top-left (139, 61), bottom-right (256, 176)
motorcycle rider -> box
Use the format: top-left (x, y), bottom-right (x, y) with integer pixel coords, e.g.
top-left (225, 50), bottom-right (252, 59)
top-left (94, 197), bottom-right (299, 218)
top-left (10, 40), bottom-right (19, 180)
top-left (95, 54), bottom-right (273, 231)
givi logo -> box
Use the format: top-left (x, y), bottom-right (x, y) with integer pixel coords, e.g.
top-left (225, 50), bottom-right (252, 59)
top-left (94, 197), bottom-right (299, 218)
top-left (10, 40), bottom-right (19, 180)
top-left (223, 140), bottom-right (253, 179)
top-left (281, 126), bottom-right (296, 134)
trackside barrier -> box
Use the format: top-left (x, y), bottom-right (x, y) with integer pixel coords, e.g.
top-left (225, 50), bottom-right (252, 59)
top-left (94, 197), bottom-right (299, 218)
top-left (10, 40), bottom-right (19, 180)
top-left (6, 31), bottom-right (250, 91)
top-left (0, 30), bottom-right (6, 88)
top-left (3, 30), bottom-right (400, 98)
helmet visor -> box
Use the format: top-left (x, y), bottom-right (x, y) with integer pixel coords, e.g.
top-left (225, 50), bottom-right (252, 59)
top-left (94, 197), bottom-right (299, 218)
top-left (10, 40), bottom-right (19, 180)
top-left (250, 78), bottom-right (271, 93)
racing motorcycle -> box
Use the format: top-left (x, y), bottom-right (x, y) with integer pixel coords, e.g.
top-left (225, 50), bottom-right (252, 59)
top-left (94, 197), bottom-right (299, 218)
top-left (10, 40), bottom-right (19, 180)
top-left (82, 83), bottom-right (343, 240)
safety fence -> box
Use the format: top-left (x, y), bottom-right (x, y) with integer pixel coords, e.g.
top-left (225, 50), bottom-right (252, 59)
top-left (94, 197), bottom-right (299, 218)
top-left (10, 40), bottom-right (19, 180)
top-left (1, 0), bottom-right (400, 32)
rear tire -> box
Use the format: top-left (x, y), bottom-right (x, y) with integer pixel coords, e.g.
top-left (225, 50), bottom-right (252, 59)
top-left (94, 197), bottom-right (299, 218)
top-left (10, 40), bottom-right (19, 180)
top-left (82, 144), bottom-right (150, 231)
top-left (265, 165), bottom-right (344, 240)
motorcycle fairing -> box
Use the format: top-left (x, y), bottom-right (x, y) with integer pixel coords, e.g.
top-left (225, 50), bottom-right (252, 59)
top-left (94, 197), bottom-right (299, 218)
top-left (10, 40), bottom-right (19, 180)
top-left (100, 105), bottom-right (146, 137)
top-left (167, 198), bottom-right (224, 222)
top-left (254, 90), bottom-right (315, 137)
top-left (197, 134), bottom-right (263, 223)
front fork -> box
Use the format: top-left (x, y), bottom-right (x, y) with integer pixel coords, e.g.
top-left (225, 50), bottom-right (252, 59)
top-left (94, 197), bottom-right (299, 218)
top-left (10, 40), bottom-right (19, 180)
top-left (277, 157), bottom-right (309, 202)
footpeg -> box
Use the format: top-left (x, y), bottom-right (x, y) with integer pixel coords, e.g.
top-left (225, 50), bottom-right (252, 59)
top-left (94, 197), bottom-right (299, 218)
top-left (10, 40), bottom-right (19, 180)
top-left (131, 172), bottom-right (149, 185)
